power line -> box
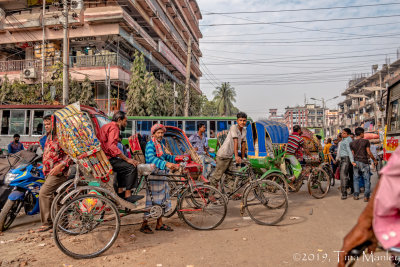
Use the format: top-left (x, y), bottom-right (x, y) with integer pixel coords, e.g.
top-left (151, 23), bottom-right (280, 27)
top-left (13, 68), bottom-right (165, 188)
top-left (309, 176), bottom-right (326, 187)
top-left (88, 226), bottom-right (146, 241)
top-left (200, 13), bottom-right (400, 27)
top-left (202, 2), bottom-right (400, 15)
top-left (202, 21), bottom-right (400, 37)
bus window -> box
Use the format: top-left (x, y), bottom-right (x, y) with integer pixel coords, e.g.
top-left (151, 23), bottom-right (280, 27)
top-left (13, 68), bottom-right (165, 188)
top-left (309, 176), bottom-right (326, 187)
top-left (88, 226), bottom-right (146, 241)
top-left (217, 121), bottom-right (228, 132)
top-left (9, 110), bottom-right (25, 135)
top-left (32, 110), bottom-right (44, 136)
top-left (177, 121), bottom-right (183, 130)
top-left (137, 121), bottom-right (152, 134)
top-left (1, 110), bottom-right (10, 135)
top-left (121, 120), bottom-right (133, 138)
top-left (227, 121), bottom-right (232, 128)
top-left (389, 99), bottom-right (400, 131)
top-left (185, 121), bottom-right (195, 136)
top-left (209, 121), bottom-right (216, 138)
top-left (185, 121), bottom-right (195, 131)
top-left (165, 121), bottom-right (177, 127)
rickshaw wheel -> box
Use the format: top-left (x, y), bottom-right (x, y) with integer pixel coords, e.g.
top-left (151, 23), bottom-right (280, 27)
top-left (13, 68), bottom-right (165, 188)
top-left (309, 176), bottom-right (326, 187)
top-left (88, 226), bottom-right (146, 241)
top-left (178, 185), bottom-right (227, 230)
top-left (263, 173), bottom-right (288, 195)
top-left (243, 180), bottom-right (288, 226)
top-left (319, 162), bottom-right (334, 187)
top-left (307, 168), bottom-right (330, 199)
top-left (53, 194), bottom-right (120, 259)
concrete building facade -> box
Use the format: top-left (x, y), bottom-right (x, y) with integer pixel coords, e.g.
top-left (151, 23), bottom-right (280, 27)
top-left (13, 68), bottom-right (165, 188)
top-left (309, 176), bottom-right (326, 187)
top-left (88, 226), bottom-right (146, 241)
top-left (284, 104), bottom-right (324, 131)
top-left (338, 56), bottom-right (400, 131)
top-left (0, 0), bottom-right (202, 113)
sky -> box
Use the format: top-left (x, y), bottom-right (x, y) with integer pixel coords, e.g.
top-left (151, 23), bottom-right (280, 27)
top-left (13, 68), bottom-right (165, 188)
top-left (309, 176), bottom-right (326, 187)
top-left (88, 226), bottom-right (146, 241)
top-left (197, 0), bottom-right (400, 120)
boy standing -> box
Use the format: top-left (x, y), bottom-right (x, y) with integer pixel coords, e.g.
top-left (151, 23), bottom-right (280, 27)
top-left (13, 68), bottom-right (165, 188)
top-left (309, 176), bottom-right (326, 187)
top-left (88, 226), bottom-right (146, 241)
top-left (350, 127), bottom-right (378, 202)
top-left (210, 112), bottom-right (247, 189)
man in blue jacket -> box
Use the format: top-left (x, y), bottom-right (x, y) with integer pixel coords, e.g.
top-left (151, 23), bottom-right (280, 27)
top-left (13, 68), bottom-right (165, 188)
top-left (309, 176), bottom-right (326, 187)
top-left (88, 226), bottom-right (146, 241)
top-left (8, 134), bottom-right (24, 154)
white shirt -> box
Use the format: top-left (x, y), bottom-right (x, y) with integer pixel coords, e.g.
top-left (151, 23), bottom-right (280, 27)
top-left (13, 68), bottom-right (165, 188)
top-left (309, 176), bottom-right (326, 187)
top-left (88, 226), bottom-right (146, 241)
top-left (217, 124), bottom-right (247, 158)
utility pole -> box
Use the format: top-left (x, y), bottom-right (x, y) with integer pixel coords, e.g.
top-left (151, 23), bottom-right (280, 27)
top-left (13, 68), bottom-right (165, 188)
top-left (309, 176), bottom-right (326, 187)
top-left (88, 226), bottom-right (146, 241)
top-left (322, 98), bottom-right (326, 137)
top-left (107, 63), bottom-right (111, 115)
top-left (41, 0), bottom-right (45, 100)
top-left (62, 0), bottom-right (69, 105)
top-left (184, 37), bottom-right (192, 117)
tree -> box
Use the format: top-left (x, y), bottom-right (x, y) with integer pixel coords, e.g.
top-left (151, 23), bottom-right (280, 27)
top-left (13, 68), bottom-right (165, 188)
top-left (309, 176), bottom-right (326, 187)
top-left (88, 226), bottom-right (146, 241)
top-left (213, 82), bottom-right (237, 116)
top-left (202, 97), bottom-right (218, 116)
top-left (126, 51), bottom-right (149, 116)
top-left (0, 75), bottom-right (12, 104)
top-left (79, 75), bottom-right (97, 107)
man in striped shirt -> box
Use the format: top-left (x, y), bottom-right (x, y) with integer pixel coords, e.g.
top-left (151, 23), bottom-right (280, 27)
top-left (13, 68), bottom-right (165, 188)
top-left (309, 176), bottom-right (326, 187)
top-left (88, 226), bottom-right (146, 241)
top-left (286, 125), bottom-right (309, 182)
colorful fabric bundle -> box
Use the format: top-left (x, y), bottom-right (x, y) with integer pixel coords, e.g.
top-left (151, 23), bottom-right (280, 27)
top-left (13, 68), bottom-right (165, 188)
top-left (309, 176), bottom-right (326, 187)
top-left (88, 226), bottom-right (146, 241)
top-left (53, 103), bottom-right (112, 181)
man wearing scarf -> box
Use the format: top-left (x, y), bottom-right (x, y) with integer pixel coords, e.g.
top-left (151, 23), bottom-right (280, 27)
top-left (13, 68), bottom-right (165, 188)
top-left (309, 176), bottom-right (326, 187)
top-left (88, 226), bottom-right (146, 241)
top-left (140, 124), bottom-right (179, 234)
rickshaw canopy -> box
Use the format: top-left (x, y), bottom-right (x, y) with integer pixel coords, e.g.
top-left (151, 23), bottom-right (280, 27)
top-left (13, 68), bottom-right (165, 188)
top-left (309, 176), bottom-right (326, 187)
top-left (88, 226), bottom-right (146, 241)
top-left (247, 120), bottom-right (289, 157)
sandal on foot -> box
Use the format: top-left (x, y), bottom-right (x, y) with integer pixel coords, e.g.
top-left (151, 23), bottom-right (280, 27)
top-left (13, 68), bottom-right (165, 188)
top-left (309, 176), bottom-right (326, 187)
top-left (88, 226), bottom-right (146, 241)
top-left (140, 225), bottom-right (154, 234)
top-left (37, 225), bottom-right (52, 232)
top-left (155, 224), bottom-right (173, 231)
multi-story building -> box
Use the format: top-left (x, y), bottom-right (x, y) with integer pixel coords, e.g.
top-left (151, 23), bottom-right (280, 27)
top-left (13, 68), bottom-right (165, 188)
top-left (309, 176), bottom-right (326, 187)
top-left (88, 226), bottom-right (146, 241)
top-left (325, 110), bottom-right (339, 137)
top-left (284, 104), bottom-right (324, 132)
top-left (267, 108), bottom-right (285, 124)
top-left (0, 0), bottom-right (202, 113)
top-left (338, 55), bottom-right (400, 131)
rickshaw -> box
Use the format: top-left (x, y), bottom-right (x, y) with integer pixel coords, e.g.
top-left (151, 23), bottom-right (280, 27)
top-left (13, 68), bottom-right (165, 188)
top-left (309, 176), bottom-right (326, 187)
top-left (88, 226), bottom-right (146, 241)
top-left (246, 120), bottom-right (331, 199)
top-left (51, 104), bottom-right (228, 259)
top-left (301, 128), bottom-right (335, 187)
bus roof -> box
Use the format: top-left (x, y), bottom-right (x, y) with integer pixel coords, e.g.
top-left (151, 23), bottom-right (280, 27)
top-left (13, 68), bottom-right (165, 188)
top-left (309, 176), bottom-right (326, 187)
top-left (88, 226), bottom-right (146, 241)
top-left (0, 104), bottom-right (106, 116)
top-left (125, 116), bottom-right (252, 120)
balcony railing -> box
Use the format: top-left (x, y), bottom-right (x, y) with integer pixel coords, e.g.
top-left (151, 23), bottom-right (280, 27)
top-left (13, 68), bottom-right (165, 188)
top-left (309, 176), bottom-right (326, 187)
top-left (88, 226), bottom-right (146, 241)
top-left (0, 54), bottom-right (132, 73)
top-left (95, 98), bottom-right (125, 115)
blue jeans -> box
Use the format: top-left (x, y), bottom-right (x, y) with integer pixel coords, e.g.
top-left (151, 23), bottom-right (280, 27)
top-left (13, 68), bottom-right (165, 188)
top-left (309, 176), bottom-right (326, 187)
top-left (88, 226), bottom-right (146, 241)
top-left (353, 161), bottom-right (371, 198)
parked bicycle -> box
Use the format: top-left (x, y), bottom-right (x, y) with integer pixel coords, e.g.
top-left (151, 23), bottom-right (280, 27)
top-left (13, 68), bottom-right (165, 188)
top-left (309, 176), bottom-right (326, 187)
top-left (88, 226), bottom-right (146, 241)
top-left (53, 158), bottom-right (227, 259)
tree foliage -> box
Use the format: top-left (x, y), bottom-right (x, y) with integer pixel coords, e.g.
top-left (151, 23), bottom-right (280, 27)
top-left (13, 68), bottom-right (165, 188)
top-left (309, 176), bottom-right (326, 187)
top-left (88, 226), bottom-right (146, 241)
top-left (213, 82), bottom-right (237, 116)
top-left (0, 62), bottom-right (97, 107)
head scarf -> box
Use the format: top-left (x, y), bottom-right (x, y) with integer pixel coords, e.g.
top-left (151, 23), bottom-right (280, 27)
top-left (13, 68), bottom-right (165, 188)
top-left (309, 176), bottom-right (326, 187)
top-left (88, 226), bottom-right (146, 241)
top-left (151, 124), bottom-right (166, 135)
top-left (151, 124), bottom-right (166, 157)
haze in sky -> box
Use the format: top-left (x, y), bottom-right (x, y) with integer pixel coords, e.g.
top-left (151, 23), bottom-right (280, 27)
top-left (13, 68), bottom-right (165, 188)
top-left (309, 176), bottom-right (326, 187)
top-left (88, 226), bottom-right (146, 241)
top-left (198, 0), bottom-right (400, 119)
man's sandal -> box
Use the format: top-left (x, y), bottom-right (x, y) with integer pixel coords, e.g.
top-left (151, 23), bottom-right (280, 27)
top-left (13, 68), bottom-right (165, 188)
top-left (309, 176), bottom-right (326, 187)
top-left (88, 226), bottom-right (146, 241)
top-left (37, 225), bottom-right (52, 232)
top-left (155, 224), bottom-right (173, 231)
top-left (139, 225), bottom-right (154, 234)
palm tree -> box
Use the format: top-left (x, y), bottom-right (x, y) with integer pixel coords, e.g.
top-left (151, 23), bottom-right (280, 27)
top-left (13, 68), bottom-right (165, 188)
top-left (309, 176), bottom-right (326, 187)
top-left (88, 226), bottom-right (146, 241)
top-left (213, 82), bottom-right (237, 116)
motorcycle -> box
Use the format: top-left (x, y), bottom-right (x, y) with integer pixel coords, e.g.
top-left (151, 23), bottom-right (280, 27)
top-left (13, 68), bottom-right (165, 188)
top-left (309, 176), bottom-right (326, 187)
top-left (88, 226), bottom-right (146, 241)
top-left (0, 155), bottom-right (44, 231)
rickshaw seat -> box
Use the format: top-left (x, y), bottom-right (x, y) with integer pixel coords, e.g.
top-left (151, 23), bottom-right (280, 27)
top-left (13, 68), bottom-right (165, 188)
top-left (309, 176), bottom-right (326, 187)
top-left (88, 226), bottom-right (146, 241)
top-left (137, 164), bottom-right (156, 176)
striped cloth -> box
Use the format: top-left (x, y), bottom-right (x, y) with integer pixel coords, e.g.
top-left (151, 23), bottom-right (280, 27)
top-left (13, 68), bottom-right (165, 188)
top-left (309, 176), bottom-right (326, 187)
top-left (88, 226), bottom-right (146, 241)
top-left (286, 132), bottom-right (304, 156)
top-left (145, 140), bottom-right (176, 213)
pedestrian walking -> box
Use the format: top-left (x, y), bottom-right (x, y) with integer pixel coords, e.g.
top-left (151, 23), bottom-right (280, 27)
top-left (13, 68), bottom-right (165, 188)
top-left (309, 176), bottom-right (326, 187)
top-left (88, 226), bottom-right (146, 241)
top-left (338, 128), bottom-right (354, 200)
top-left (350, 127), bottom-right (378, 202)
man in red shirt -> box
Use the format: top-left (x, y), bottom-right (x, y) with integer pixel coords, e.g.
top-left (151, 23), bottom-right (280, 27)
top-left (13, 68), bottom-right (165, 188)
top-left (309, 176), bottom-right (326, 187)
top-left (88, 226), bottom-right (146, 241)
top-left (38, 116), bottom-right (71, 232)
top-left (98, 111), bottom-right (142, 203)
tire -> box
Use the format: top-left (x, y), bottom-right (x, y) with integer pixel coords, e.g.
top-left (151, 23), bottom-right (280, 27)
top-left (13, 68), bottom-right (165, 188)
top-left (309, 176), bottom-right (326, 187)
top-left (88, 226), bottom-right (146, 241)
top-left (23, 192), bottom-right (36, 215)
top-left (307, 168), bottom-right (330, 199)
top-left (177, 185), bottom-right (227, 230)
top-left (262, 173), bottom-right (288, 195)
top-left (53, 194), bottom-right (120, 259)
top-left (320, 163), bottom-right (335, 187)
top-left (243, 180), bottom-right (288, 226)
top-left (0, 199), bottom-right (22, 231)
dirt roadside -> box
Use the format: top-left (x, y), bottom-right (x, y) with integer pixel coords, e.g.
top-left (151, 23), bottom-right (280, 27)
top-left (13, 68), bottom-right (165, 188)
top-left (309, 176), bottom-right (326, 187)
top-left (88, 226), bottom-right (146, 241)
top-left (0, 173), bottom-right (390, 267)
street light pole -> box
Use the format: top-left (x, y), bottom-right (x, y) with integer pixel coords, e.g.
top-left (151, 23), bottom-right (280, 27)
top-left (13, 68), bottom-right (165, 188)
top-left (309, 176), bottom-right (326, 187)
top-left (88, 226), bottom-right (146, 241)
top-left (311, 96), bottom-right (338, 138)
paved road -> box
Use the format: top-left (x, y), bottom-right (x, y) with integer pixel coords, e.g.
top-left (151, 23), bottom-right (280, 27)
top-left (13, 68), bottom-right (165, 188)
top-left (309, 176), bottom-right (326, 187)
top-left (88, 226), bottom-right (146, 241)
top-left (0, 172), bottom-right (390, 267)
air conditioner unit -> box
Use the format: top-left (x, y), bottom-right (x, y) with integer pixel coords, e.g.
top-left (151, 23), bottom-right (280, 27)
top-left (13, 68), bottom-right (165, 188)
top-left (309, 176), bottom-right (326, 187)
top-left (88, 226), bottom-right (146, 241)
top-left (22, 68), bottom-right (37, 79)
